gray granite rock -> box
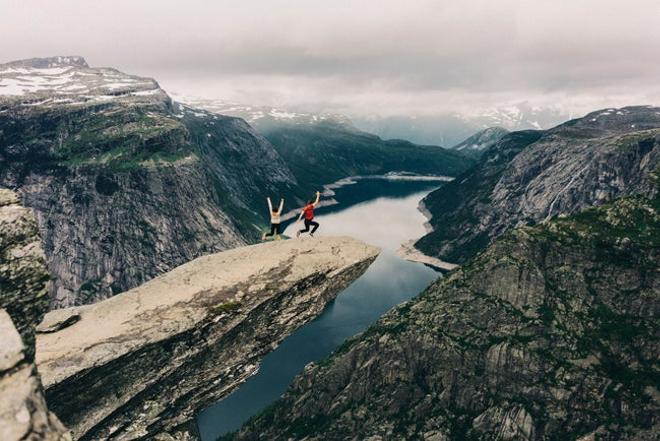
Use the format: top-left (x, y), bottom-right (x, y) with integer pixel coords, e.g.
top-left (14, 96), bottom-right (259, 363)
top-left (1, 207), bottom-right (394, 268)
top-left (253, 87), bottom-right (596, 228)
top-left (36, 236), bottom-right (379, 440)
top-left (0, 310), bottom-right (70, 441)
top-left (0, 188), bottom-right (49, 360)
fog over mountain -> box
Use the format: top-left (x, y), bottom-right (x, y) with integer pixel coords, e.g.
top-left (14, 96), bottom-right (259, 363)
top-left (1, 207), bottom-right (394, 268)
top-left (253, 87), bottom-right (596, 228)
top-left (2, 0), bottom-right (658, 133)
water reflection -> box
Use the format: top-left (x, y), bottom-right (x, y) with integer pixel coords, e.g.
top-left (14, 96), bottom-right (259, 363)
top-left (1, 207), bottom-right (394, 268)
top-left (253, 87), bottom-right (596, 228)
top-left (197, 179), bottom-right (442, 440)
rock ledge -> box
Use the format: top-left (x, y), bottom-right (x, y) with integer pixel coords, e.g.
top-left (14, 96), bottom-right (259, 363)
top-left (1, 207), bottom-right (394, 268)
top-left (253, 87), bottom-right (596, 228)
top-left (36, 236), bottom-right (379, 440)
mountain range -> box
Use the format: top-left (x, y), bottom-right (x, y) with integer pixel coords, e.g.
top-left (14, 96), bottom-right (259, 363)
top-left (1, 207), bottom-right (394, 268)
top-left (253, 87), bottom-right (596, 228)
top-left (1, 55), bottom-right (658, 441)
top-left (172, 95), bottom-right (470, 190)
top-left (174, 95), bottom-right (569, 148)
top-left (351, 103), bottom-right (569, 147)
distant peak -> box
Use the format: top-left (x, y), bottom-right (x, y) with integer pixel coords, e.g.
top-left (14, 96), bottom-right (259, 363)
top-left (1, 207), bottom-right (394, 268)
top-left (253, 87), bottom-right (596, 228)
top-left (2, 56), bottom-right (89, 69)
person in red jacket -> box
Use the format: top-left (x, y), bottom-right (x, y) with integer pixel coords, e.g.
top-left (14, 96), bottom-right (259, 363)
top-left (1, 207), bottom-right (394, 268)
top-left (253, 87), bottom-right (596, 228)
top-left (296, 191), bottom-right (321, 237)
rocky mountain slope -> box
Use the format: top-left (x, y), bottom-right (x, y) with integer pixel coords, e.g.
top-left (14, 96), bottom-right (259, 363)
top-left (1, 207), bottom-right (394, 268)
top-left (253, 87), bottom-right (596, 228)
top-left (228, 192), bottom-right (659, 440)
top-left (0, 56), bottom-right (307, 308)
top-left (0, 189), bottom-right (69, 440)
top-left (450, 126), bottom-right (509, 158)
top-left (416, 106), bottom-right (660, 264)
top-left (35, 236), bottom-right (379, 440)
top-left (259, 122), bottom-right (471, 191)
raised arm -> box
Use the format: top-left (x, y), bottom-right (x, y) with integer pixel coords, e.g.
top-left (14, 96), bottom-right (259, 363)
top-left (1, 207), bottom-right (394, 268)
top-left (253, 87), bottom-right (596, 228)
top-left (277, 198), bottom-right (284, 214)
top-left (267, 197), bottom-right (273, 212)
top-left (312, 191), bottom-right (321, 207)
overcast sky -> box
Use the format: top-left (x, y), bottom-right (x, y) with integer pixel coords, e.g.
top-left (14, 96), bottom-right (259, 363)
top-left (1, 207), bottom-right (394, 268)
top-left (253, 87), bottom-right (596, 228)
top-left (2, 0), bottom-right (659, 116)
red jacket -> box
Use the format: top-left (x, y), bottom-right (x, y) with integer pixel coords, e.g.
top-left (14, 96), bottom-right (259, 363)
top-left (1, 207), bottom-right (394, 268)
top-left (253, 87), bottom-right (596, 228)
top-left (303, 204), bottom-right (315, 220)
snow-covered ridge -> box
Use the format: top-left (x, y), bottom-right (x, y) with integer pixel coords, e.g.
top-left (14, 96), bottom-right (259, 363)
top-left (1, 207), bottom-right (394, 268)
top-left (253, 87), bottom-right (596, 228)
top-left (458, 102), bottom-right (568, 131)
top-left (170, 93), bottom-right (353, 128)
top-left (0, 56), bottom-right (167, 107)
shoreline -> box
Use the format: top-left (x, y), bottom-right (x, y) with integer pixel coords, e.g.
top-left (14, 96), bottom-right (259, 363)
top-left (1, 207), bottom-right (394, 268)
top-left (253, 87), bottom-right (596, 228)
top-left (396, 187), bottom-right (459, 272)
top-left (281, 172), bottom-right (460, 273)
top-left (396, 240), bottom-right (458, 272)
top-left (279, 173), bottom-right (454, 222)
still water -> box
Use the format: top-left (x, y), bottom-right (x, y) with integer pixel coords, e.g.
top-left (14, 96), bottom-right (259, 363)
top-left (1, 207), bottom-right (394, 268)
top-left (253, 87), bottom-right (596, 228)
top-left (197, 178), bottom-right (443, 440)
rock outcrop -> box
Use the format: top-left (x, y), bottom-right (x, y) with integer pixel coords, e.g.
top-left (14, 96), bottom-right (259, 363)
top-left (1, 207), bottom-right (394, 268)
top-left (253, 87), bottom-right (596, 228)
top-left (36, 236), bottom-right (379, 440)
top-left (0, 188), bottom-right (70, 440)
top-left (416, 106), bottom-right (660, 264)
top-left (0, 188), bottom-right (49, 357)
top-left (229, 195), bottom-right (659, 440)
top-left (0, 310), bottom-right (70, 441)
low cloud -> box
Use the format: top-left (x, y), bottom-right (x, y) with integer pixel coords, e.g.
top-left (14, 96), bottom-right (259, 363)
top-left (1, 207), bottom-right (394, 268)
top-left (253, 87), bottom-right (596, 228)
top-left (2, 0), bottom-right (658, 116)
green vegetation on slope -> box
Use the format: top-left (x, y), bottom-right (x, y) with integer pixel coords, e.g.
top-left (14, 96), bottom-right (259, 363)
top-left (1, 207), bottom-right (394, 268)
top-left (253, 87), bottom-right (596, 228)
top-left (262, 121), bottom-right (474, 189)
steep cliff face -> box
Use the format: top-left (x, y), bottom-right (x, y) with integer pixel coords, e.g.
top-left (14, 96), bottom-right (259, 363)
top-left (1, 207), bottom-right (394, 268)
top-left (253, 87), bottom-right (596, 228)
top-left (35, 237), bottom-right (379, 440)
top-left (0, 188), bottom-right (49, 357)
top-left (0, 188), bottom-right (69, 440)
top-left (416, 106), bottom-right (660, 264)
top-left (0, 57), bottom-right (303, 308)
top-left (230, 195), bottom-right (659, 440)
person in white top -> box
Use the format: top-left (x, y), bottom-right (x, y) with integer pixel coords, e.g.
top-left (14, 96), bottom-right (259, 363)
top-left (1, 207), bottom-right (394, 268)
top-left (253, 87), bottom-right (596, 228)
top-left (262, 197), bottom-right (284, 240)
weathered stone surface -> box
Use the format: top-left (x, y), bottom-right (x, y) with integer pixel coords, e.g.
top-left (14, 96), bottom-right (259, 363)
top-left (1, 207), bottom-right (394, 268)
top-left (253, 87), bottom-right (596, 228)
top-left (0, 189), bottom-right (70, 440)
top-left (0, 310), bottom-right (70, 441)
top-left (230, 196), bottom-right (659, 440)
top-left (36, 236), bottom-right (379, 440)
top-left (0, 188), bottom-right (49, 360)
top-left (416, 106), bottom-right (660, 264)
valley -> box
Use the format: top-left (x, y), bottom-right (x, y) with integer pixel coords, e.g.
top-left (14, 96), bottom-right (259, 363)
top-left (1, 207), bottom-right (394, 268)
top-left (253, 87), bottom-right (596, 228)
top-left (1, 54), bottom-right (658, 441)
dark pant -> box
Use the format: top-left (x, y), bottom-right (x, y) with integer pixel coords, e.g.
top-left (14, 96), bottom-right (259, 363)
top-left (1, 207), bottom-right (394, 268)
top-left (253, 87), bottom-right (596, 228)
top-left (299, 219), bottom-right (319, 234)
top-left (265, 223), bottom-right (281, 237)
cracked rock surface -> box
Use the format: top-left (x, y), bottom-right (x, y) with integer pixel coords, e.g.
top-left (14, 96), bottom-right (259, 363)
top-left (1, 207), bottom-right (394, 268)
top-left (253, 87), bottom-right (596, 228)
top-left (36, 236), bottom-right (379, 440)
top-left (0, 188), bottom-right (70, 440)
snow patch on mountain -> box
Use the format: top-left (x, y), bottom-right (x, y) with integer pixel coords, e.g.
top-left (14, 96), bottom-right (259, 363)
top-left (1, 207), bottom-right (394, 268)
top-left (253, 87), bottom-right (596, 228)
top-left (461, 102), bottom-right (568, 131)
top-left (169, 93), bottom-right (353, 129)
top-left (0, 56), bottom-right (167, 107)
